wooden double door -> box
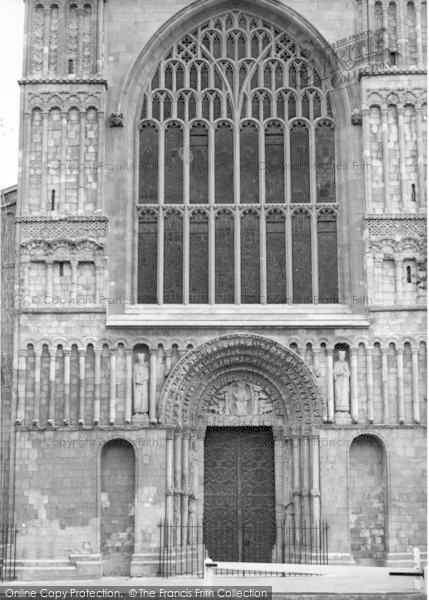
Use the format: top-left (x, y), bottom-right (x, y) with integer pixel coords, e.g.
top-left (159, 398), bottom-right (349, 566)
top-left (203, 427), bottom-right (276, 562)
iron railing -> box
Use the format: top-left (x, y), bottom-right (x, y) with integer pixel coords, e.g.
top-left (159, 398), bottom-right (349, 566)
top-left (158, 519), bottom-right (328, 577)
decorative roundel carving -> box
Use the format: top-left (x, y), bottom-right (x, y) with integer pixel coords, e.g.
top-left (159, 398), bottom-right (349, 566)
top-left (159, 333), bottom-right (324, 427)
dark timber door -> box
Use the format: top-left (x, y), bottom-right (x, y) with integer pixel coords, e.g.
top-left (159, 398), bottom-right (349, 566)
top-left (204, 427), bottom-right (276, 562)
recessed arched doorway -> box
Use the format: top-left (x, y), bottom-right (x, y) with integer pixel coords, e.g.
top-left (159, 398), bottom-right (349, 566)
top-left (100, 439), bottom-right (136, 576)
top-left (349, 435), bottom-right (388, 565)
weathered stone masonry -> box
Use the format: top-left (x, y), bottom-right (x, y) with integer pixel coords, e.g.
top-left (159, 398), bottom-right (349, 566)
top-left (6, 0), bottom-right (427, 580)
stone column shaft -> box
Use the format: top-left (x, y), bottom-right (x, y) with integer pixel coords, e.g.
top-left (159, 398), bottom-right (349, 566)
top-left (64, 350), bottom-right (71, 424)
top-left (149, 350), bottom-right (157, 423)
top-left (366, 348), bottom-right (374, 424)
top-left (381, 109), bottom-right (391, 212)
top-left (292, 436), bottom-right (301, 529)
top-left (109, 351), bottom-right (116, 424)
top-left (94, 349), bottom-right (101, 424)
top-left (41, 111), bottom-right (49, 212)
top-left (381, 349), bottom-right (389, 423)
top-left (48, 349), bottom-right (56, 424)
top-left (411, 347), bottom-right (420, 424)
top-left (78, 349), bottom-right (86, 425)
top-left (326, 350), bottom-right (334, 422)
top-left (234, 207), bottom-right (241, 304)
top-left (395, 257), bottom-right (403, 303)
top-left (396, 347), bottom-right (405, 424)
top-left (416, 109), bottom-right (426, 209)
top-left (78, 111), bottom-right (86, 214)
top-left (17, 351), bottom-right (27, 425)
top-left (311, 436), bottom-right (321, 524)
top-left (350, 349), bottom-right (359, 422)
top-left (166, 432), bottom-right (174, 523)
top-left (125, 351), bottom-right (132, 424)
top-left (362, 109), bottom-right (373, 212)
top-left (33, 350), bottom-right (42, 424)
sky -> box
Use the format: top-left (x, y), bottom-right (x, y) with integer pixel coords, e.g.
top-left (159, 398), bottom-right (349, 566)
top-left (0, 0), bottom-right (25, 190)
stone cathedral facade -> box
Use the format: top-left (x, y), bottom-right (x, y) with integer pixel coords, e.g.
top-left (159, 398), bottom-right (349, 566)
top-left (5, 0), bottom-right (427, 580)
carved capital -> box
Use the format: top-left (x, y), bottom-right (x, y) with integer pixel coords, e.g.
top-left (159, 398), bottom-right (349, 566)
top-left (351, 109), bottom-right (362, 125)
top-left (310, 488), bottom-right (321, 497)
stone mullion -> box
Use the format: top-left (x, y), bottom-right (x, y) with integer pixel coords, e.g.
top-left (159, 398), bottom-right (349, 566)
top-left (48, 347), bottom-right (56, 425)
top-left (78, 110), bottom-right (86, 214)
top-left (285, 208), bottom-right (292, 303)
top-left (260, 210), bottom-right (267, 304)
top-left (96, 111), bottom-right (104, 212)
top-left (326, 349), bottom-right (334, 422)
top-left (396, 346), bottom-right (405, 424)
top-left (362, 109), bottom-right (373, 212)
top-left (96, 0), bottom-right (104, 74)
top-left (234, 207), bottom-right (241, 304)
top-left (350, 348), bottom-right (359, 423)
top-left (94, 349), bottom-right (101, 424)
top-left (366, 347), bottom-right (374, 424)
top-left (166, 430), bottom-right (174, 523)
top-left (208, 208), bottom-right (215, 304)
top-left (33, 349), bottom-right (42, 425)
top-left (16, 350), bottom-right (27, 425)
top-left (381, 348), bottom-right (389, 423)
top-left (397, 107), bottom-right (407, 212)
top-left (125, 350), bottom-right (133, 424)
top-left (311, 207), bottom-right (318, 304)
top-left (415, 108), bottom-right (426, 210)
top-left (78, 349), bottom-right (86, 425)
top-left (64, 349), bottom-right (71, 424)
top-left (149, 349), bottom-right (157, 423)
top-left (42, 8), bottom-right (50, 76)
top-left (394, 256), bottom-right (403, 303)
top-left (411, 346), bottom-right (420, 424)
top-left (183, 208), bottom-right (190, 305)
top-left (157, 210), bottom-right (164, 304)
top-left (381, 108), bottom-right (391, 212)
top-left (60, 111), bottom-right (68, 210)
top-left (109, 350), bottom-right (116, 425)
top-left (41, 111), bottom-right (49, 212)
top-left (311, 435), bottom-right (321, 524)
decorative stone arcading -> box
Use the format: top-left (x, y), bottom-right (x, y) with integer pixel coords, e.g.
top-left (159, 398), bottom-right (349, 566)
top-left (159, 334), bottom-right (325, 428)
top-left (364, 215), bottom-right (426, 242)
top-left (18, 216), bottom-right (108, 242)
top-left (26, 91), bottom-right (103, 114)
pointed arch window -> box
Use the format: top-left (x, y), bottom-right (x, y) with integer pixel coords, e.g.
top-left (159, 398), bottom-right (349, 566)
top-left (137, 10), bottom-right (339, 304)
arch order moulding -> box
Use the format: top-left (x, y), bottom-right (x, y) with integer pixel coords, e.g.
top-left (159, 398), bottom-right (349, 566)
top-left (158, 333), bottom-right (325, 428)
top-left (114, 0), bottom-right (362, 305)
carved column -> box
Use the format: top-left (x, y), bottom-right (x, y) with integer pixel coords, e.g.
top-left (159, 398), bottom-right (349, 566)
top-left (96, 110), bottom-right (104, 212)
top-left (396, 346), bottom-right (405, 424)
top-left (41, 110), bottom-right (49, 212)
top-left (48, 347), bottom-right (56, 425)
top-left (362, 108), bottom-right (373, 212)
top-left (311, 435), bottom-right (321, 524)
top-left (234, 207), bottom-right (241, 304)
top-left (109, 350), bottom-right (116, 425)
top-left (42, 8), bottom-right (50, 76)
top-left (16, 350), bottom-right (27, 425)
top-left (181, 430), bottom-right (190, 538)
top-left (183, 207), bottom-right (190, 305)
top-left (292, 434), bottom-right (301, 534)
top-left (60, 111), bottom-right (67, 209)
top-left (166, 429), bottom-right (174, 523)
top-left (64, 349), bottom-right (71, 425)
top-left (350, 348), bottom-right (359, 423)
top-left (22, 113), bottom-right (32, 213)
top-left (397, 106), bottom-right (407, 211)
top-left (157, 210), bottom-right (164, 304)
top-left (326, 349), bottom-right (334, 422)
top-left (366, 347), bottom-right (374, 424)
top-left (381, 108), bottom-right (391, 212)
top-left (174, 429), bottom-right (182, 536)
top-left (273, 427), bottom-right (285, 532)
top-left (33, 348), bottom-right (42, 425)
top-left (125, 350), bottom-right (132, 424)
top-left (301, 436), bottom-right (311, 524)
top-left (394, 256), bottom-right (403, 303)
top-left (78, 110), bottom-right (86, 214)
top-left (149, 349), bottom-right (157, 423)
top-left (381, 348), bottom-right (389, 423)
top-left (94, 348), bottom-right (101, 424)
top-left (416, 107), bottom-right (426, 209)
top-left (208, 208), bottom-right (215, 304)
top-left (411, 346), bottom-right (421, 424)
top-left (78, 349), bottom-right (86, 425)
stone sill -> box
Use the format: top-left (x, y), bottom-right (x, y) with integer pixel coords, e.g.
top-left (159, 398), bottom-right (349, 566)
top-left (368, 305), bottom-right (426, 312)
top-left (107, 304), bottom-right (370, 328)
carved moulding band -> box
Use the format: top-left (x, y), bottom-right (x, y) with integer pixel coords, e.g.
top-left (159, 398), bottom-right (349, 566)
top-left (159, 334), bottom-right (325, 428)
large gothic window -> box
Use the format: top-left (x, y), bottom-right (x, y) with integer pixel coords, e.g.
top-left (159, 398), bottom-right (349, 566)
top-left (137, 11), bottom-right (338, 304)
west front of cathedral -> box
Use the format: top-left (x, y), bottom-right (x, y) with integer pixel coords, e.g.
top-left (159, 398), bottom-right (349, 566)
top-left (3, 0), bottom-right (427, 579)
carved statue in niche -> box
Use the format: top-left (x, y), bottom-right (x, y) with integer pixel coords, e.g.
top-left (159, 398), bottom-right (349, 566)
top-left (133, 353), bottom-right (149, 415)
top-left (333, 350), bottom-right (350, 411)
top-left (208, 382), bottom-right (272, 416)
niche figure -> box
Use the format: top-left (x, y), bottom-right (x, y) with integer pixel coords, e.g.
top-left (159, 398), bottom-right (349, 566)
top-left (133, 353), bottom-right (149, 415)
top-left (333, 350), bottom-right (350, 412)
